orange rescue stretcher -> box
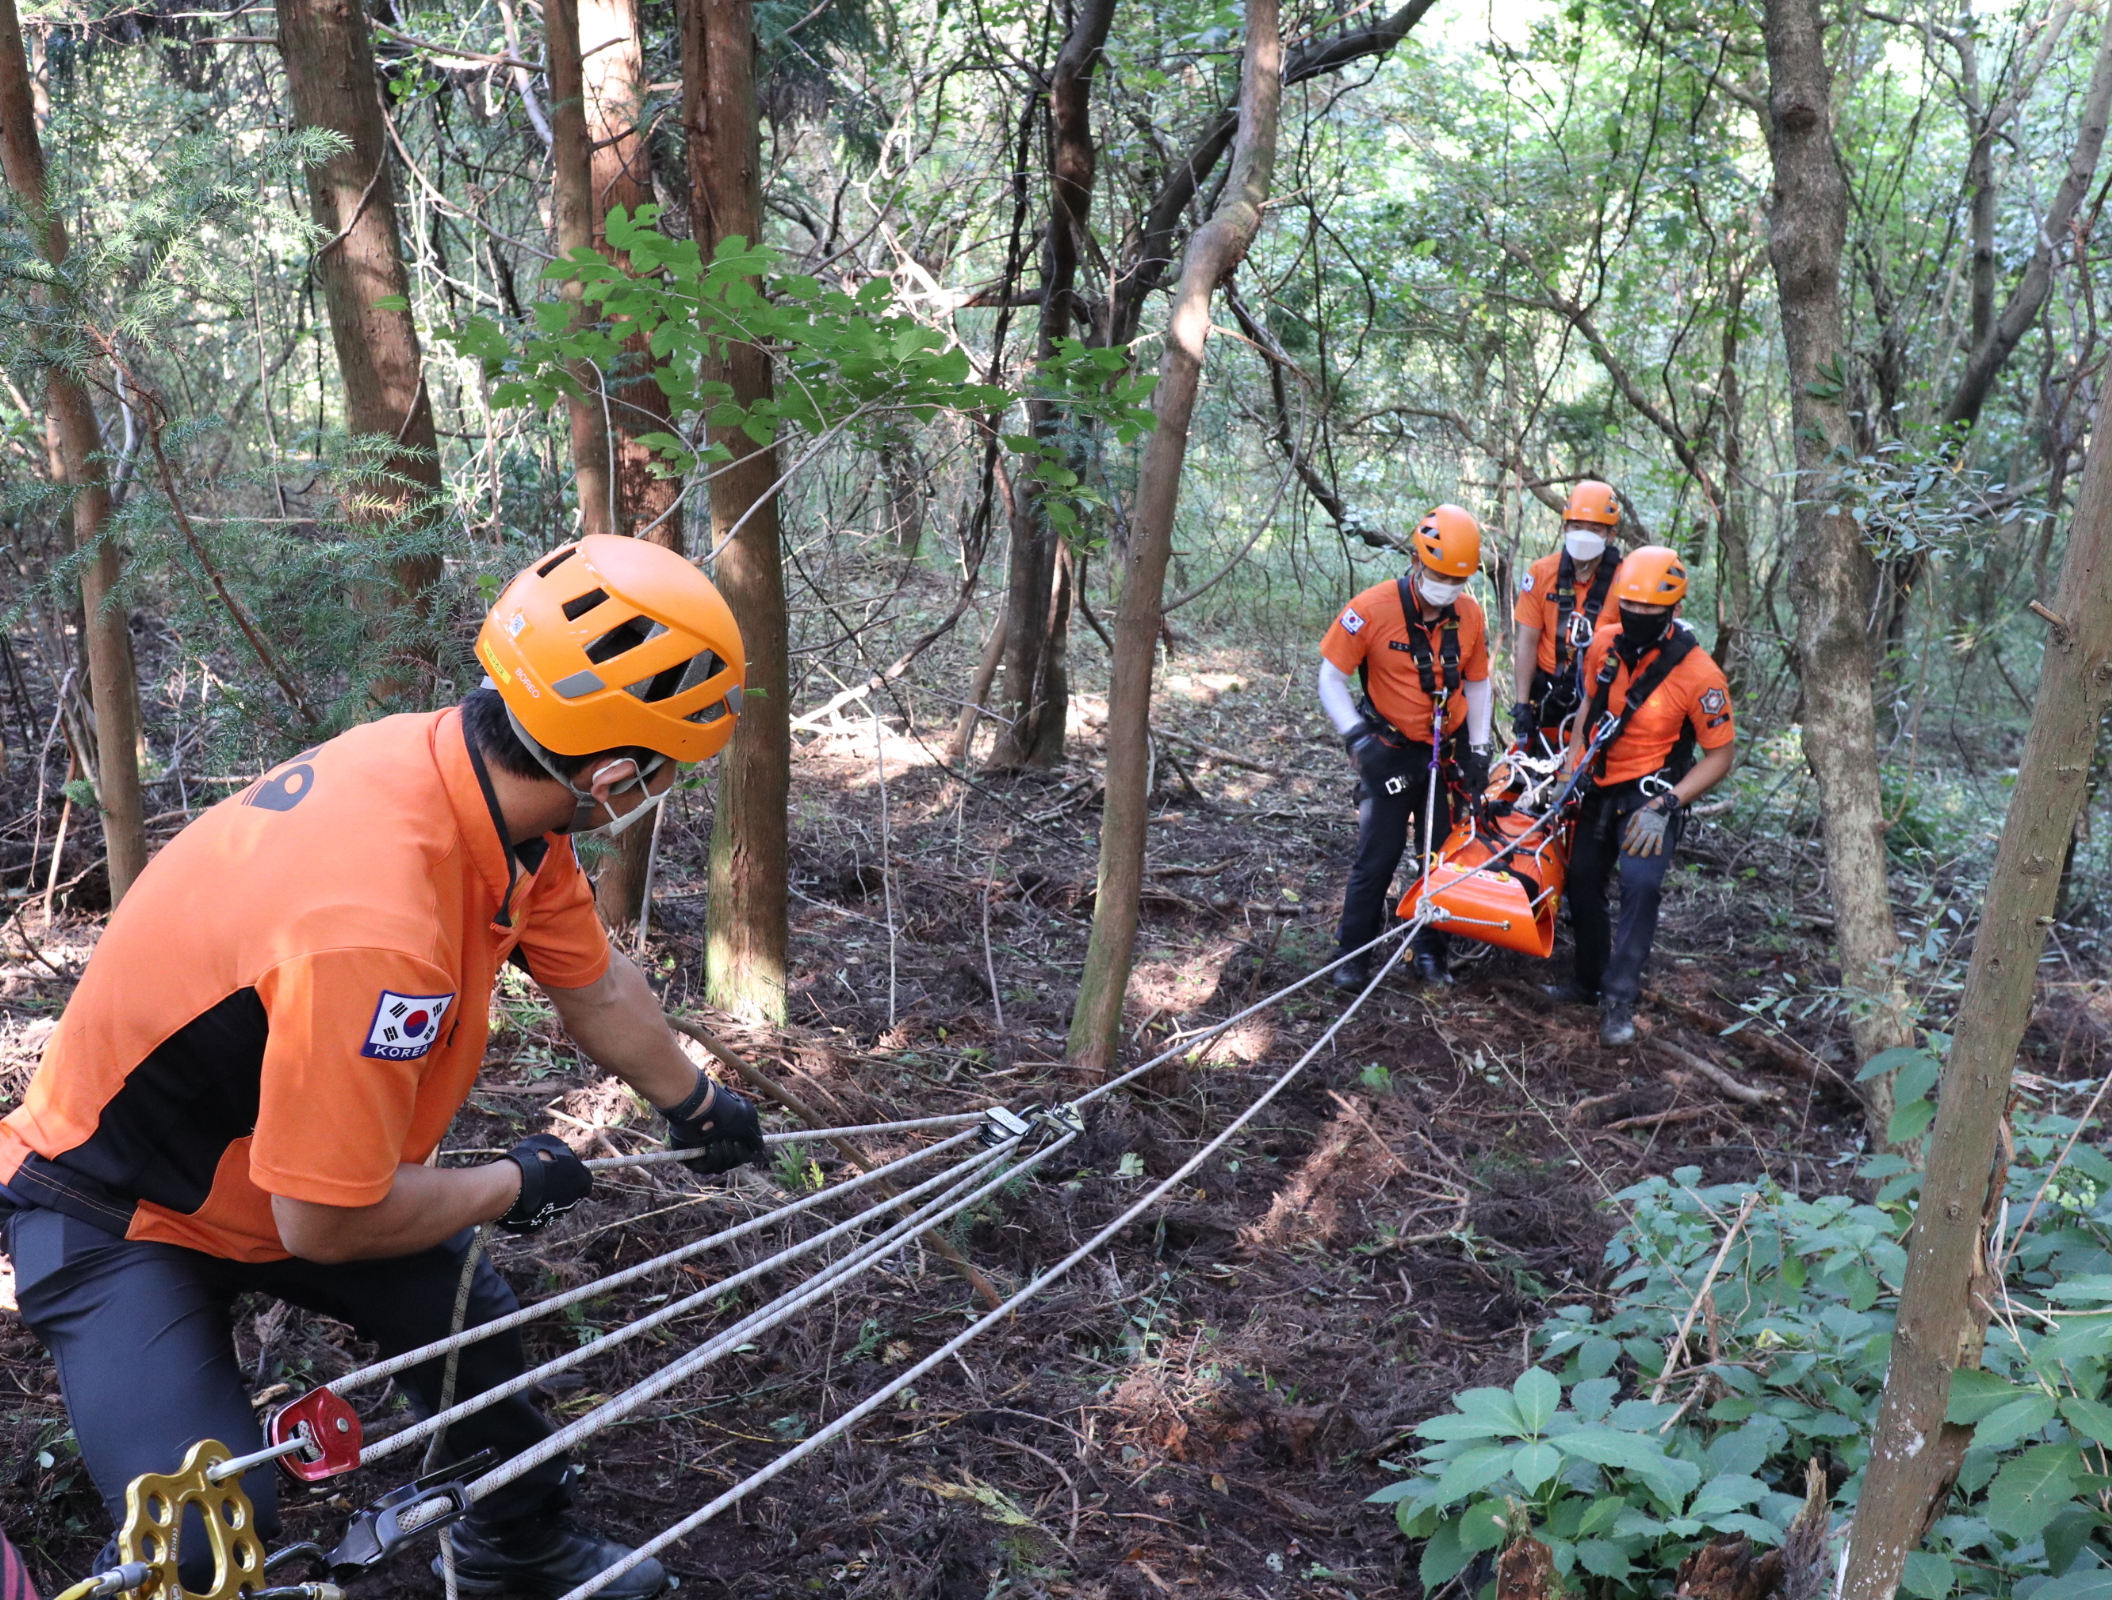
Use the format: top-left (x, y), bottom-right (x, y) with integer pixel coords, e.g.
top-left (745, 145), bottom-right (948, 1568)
top-left (1395, 750), bottom-right (1576, 958)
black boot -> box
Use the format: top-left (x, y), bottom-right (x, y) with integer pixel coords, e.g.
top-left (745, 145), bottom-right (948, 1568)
top-left (1328, 955), bottom-right (1371, 993)
top-left (1540, 981), bottom-right (1599, 1007)
top-left (1599, 1000), bottom-right (1636, 1047)
top-left (1413, 947), bottom-right (1453, 988)
top-left (435, 1516), bottom-right (673, 1599)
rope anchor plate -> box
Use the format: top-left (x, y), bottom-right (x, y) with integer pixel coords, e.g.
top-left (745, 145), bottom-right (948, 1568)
top-left (119, 1440), bottom-right (268, 1600)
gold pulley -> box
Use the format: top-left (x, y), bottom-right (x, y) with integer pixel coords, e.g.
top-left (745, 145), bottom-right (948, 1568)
top-left (117, 1440), bottom-right (268, 1600)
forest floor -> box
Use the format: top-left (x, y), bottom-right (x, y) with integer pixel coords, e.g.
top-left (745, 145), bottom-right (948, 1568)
top-left (0, 621), bottom-right (2071, 1600)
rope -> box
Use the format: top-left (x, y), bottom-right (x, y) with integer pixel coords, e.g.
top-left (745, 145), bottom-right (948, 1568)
top-left (358, 1134), bottom-right (1020, 1466)
top-left (552, 930), bottom-right (1422, 1600)
top-left (465, 1126), bottom-right (1081, 1505)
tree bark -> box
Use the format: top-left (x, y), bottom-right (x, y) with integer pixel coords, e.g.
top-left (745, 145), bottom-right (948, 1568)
top-left (989, 0), bottom-right (1117, 771)
top-left (1068, 0), bottom-right (1282, 1073)
top-left (554, 0), bottom-right (687, 926)
top-left (1942, 14), bottom-right (2112, 432)
top-left (1841, 317), bottom-right (2112, 1600)
top-left (0, 0), bottom-right (147, 905)
top-left (278, 0), bottom-right (444, 654)
top-left (684, 0), bottom-right (790, 1021)
top-left (1761, 0), bottom-right (1914, 1135)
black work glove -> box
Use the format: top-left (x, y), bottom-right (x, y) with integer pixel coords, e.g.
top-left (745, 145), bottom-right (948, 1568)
top-left (1510, 701), bottom-right (1540, 746)
top-left (659, 1072), bottom-right (768, 1175)
top-left (1458, 745), bottom-right (1491, 796)
top-left (499, 1133), bottom-right (592, 1234)
top-left (1622, 794), bottom-right (1680, 858)
top-left (1343, 723), bottom-right (1378, 773)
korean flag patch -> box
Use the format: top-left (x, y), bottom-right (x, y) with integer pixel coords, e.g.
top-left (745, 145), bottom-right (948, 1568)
top-left (1340, 608), bottom-right (1365, 635)
top-left (1519, 573), bottom-right (1535, 593)
top-left (362, 990), bottom-right (456, 1061)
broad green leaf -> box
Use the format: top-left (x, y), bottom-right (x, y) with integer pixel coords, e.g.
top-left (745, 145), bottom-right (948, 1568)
top-left (1459, 1499), bottom-right (1510, 1555)
top-left (1577, 1496), bottom-right (1628, 1537)
top-left (1575, 1540), bottom-right (1631, 1579)
top-left (1571, 1377), bottom-right (1620, 1422)
top-left (2061, 1395), bottom-right (2112, 1446)
top-left (1858, 1045), bottom-right (1933, 1082)
top-left (1417, 1517), bottom-right (1467, 1586)
top-left (1889, 1096), bottom-right (1937, 1144)
top-left (1512, 1442), bottom-right (1562, 1493)
top-left (1513, 1368), bottom-right (1561, 1434)
top-left (2032, 1571), bottom-right (2112, 1600)
top-left (1689, 1474), bottom-right (1769, 1518)
top-left (1453, 1387), bottom-right (1527, 1433)
top-left (1899, 1552), bottom-right (1953, 1599)
top-left (1417, 1414), bottom-right (1520, 1443)
top-left (1947, 1369), bottom-right (2024, 1424)
top-left (1984, 1442), bottom-right (2082, 1539)
top-left (2048, 1277), bottom-right (2112, 1304)
top-left (1707, 1513), bottom-right (1787, 1544)
top-left (2045, 1504), bottom-right (2103, 1576)
top-left (1972, 1392), bottom-right (2057, 1451)
top-left (1431, 1445), bottom-right (1522, 1506)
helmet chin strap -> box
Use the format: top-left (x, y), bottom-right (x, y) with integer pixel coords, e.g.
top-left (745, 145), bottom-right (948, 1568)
top-left (503, 706), bottom-right (666, 836)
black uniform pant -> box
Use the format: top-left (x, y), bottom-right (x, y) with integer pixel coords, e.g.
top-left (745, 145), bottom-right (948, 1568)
top-left (1336, 736), bottom-right (1457, 964)
top-left (1566, 779), bottom-right (1684, 1006)
top-left (6, 1207), bottom-right (571, 1583)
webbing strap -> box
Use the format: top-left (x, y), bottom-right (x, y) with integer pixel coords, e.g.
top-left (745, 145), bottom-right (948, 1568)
top-left (1584, 628), bottom-right (1698, 778)
top-left (1354, 578), bottom-right (1461, 740)
top-left (1552, 552), bottom-right (1615, 671)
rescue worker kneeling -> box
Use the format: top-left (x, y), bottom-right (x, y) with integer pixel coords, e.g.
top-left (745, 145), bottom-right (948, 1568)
top-left (1547, 547), bottom-right (1736, 1046)
top-left (0, 537), bottom-right (766, 1599)
top-left (1510, 480), bottom-right (1622, 752)
top-left (1316, 505), bottom-right (1496, 991)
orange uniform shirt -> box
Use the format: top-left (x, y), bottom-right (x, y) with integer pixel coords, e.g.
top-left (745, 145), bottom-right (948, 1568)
top-left (1579, 624), bottom-right (1737, 787)
top-left (1515, 551), bottom-right (1620, 675)
top-left (1320, 579), bottom-right (1490, 741)
top-left (0, 708), bottom-right (611, 1262)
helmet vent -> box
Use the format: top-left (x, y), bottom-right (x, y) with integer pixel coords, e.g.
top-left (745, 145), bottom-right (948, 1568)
top-left (584, 615), bottom-right (654, 663)
top-left (537, 549), bottom-right (578, 578)
top-left (627, 649), bottom-right (722, 705)
top-left (561, 587), bottom-right (611, 622)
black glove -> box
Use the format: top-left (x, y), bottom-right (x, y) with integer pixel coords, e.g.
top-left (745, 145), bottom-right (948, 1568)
top-left (1459, 745), bottom-right (1491, 795)
top-left (1510, 701), bottom-right (1540, 746)
top-left (499, 1133), bottom-right (592, 1233)
top-left (660, 1072), bottom-right (768, 1175)
top-left (1623, 794), bottom-right (1680, 857)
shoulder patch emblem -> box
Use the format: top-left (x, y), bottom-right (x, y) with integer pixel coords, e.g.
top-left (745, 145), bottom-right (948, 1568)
top-left (1340, 608), bottom-right (1365, 635)
top-left (1519, 573), bottom-right (1535, 593)
top-left (1699, 686), bottom-right (1728, 716)
top-left (362, 990), bottom-right (456, 1061)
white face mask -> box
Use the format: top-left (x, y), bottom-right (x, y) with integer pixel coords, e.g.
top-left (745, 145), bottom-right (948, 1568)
top-left (578, 779), bottom-right (670, 840)
top-left (1419, 571), bottom-right (1468, 607)
top-left (505, 705), bottom-right (670, 839)
top-left (1564, 528), bottom-right (1608, 562)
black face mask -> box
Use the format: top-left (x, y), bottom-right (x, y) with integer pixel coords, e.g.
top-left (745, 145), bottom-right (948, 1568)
top-left (1618, 608), bottom-right (1672, 650)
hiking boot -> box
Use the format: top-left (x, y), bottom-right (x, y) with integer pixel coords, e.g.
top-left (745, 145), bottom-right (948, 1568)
top-left (435, 1516), bottom-right (674, 1599)
top-left (1328, 957), bottom-right (1371, 993)
top-left (1413, 949), bottom-right (1454, 988)
top-left (1540, 981), bottom-right (1599, 1007)
top-left (1599, 1001), bottom-right (1637, 1047)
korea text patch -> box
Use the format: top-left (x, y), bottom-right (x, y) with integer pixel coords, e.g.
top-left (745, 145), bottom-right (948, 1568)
top-left (362, 990), bottom-right (456, 1061)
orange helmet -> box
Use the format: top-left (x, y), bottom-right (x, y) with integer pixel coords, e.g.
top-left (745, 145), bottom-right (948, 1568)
top-left (476, 535), bottom-right (746, 763)
top-left (1563, 480), bottom-right (1622, 527)
top-left (1612, 546), bottom-right (1688, 607)
top-left (1412, 504), bottom-right (1482, 577)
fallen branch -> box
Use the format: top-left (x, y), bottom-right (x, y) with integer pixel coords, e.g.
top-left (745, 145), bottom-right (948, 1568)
top-left (1154, 728), bottom-right (1298, 777)
top-left (1650, 1190), bottom-right (1760, 1403)
top-left (1603, 1105), bottom-right (1714, 1134)
top-left (1654, 1040), bottom-right (1782, 1106)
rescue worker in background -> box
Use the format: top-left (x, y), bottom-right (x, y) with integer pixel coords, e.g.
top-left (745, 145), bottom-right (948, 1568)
top-left (1510, 480), bottom-right (1623, 751)
top-left (0, 536), bottom-right (764, 1600)
top-left (1317, 505), bottom-right (1496, 991)
top-left (1546, 547), bottom-right (1736, 1046)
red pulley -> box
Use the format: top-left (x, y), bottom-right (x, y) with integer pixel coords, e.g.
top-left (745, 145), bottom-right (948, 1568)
top-left (266, 1388), bottom-right (363, 1482)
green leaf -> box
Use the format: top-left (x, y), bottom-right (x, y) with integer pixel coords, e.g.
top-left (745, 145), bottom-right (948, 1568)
top-left (1689, 1475), bottom-right (1770, 1518)
top-left (1514, 1368), bottom-right (1561, 1434)
top-left (1947, 1369), bottom-right (2024, 1424)
top-left (1459, 1499), bottom-right (1511, 1555)
top-left (1418, 1415), bottom-right (1521, 1443)
top-left (1512, 1442), bottom-right (1562, 1493)
top-left (1858, 1045), bottom-right (1932, 1082)
top-left (1553, 1426), bottom-right (1701, 1499)
top-left (1431, 1445), bottom-right (1522, 1506)
top-left (1889, 1096), bottom-right (1937, 1144)
top-left (1972, 1392), bottom-right (2057, 1451)
top-left (371, 293), bottom-right (410, 311)
top-left (1577, 1496), bottom-right (1627, 1537)
top-left (1453, 1388), bottom-right (1526, 1433)
top-left (1899, 1551), bottom-right (1953, 1599)
top-left (1984, 1442), bottom-right (2082, 1538)
top-left (1574, 1540), bottom-right (1630, 1579)
top-left (2045, 1503), bottom-right (2102, 1575)
top-left (1417, 1517), bottom-right (1467, 1586)
top-left (2063, 1395), bottom-right (2112, 1446)
top-left (1365, 1480), bottom-right (1419, 1505)
top-left (2032, 1570), bottom-right (2112, 1600)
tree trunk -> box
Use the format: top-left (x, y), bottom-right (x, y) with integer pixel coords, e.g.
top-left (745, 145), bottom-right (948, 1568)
top-left (0, 0), bottom-right (147, 905)
top-left (1761, 0), bottom-right (1914, 1136)
top-left (278, 0), bottom-right (443, 660)
top-left (684, 0), bottom-right (789, 1021)
top-left (988, 0), bottom-right (1117, 771)
top-left (1841, 322), bottom-right (2112, 1600)
top-left (1714, 262), bottom-right (1754, 687)
top-left (1942, 14), bottom-right (2112, 432)
top-left (555, 0), bottom-right (687, 927)
top-left (1068, 0), bottom-right (1281, 1073)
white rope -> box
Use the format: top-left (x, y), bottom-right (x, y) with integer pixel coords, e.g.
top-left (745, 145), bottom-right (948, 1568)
top-left (359, 1134), bottom-right (1022, 1465)
top-left (552, 931), bottom-right (1421, 1600)
top-left (466, 1127), bottom-right (1080, 1504)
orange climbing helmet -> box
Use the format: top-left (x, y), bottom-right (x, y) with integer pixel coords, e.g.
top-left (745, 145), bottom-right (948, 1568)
top-left (1412, 504), bottom-right (1482, 577)
top-left (476, 535), bottom-right (747, 763)
top-left (1611, 545), bottom-right (1688, 607)
top-left (1563, 480), bottom-right (1623, 527)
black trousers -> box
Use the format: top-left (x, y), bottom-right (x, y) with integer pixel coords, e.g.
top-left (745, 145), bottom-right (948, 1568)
top-left (1336, 736), bottom-right (1457, 963)
top-left (1566, 780), bottom-right (1684, 1006)
top-left (6, 1208), bottom-right (571, 1581)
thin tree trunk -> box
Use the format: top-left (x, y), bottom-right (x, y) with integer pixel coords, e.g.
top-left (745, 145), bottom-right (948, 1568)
top-left (0, 0), bottom-right (147, 905)
top-left (1068, 0), bottom-right (1282, 1073)
top-left (989, 0), bottom-right (1117, 771)
top-left (546, 0), bottom-right (615, 538)
top-left (1762, 0), bottom-right (1914, 1140)
top-left (950, 611), bottom-right (1009, 762)
top-left (1943, 14), bottom-right (2112, 431)
top-left (684, 0), bottom-right (789, 1021)
top-left (278, 0), bottom-right (443, 664)
top-left (1842, 326), bottom-right (2112, 1600)
top-left (1715, 262), bottom-right (1754, 687)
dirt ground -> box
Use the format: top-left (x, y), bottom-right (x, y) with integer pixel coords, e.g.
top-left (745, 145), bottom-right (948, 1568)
top-left (0, 637), bottom-right (2021, 1600)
